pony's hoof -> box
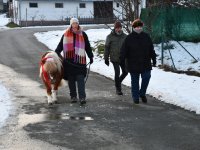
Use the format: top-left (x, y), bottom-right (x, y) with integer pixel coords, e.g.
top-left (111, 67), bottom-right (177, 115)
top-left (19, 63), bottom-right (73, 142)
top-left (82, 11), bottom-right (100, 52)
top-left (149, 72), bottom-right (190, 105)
top-left (52, 98), bottom-right (58, 102)
top-left (54, 101), bottom-right (59, 104)
top-left (48, 102), bottom-right (53, 105)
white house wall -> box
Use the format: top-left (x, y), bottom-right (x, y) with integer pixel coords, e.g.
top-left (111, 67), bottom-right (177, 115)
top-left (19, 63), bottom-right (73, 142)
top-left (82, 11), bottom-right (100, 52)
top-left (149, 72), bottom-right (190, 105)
top-left (0, 0), bottom-right (3, 11)
top-left (113, 0), bottom-right (146, 20)
top-left (141, 0), bottom-right (146, 8)
top-left (139, 0), bottom-right (146, 16)
top-left (113, 2), bottom-right (123, 19)
top-left (19, 1), bottom-right (94, 21)
top-left (12, 0), bottom-right (124, 24)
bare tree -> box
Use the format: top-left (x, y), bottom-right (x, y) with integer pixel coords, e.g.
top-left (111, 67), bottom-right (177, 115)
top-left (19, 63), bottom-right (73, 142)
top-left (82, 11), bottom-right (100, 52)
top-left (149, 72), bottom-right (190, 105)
top-left (133, 0), bottom-right (140, 19)
top-left (113, 0), bottom-right (141, 33)
top-left (93, 0), bottom-right (142, 33)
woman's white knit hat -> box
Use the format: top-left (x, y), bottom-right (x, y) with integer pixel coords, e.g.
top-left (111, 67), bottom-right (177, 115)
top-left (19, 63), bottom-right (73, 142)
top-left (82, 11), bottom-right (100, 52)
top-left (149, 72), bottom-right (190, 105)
top-left (70, 17), bottom-right (79, 25)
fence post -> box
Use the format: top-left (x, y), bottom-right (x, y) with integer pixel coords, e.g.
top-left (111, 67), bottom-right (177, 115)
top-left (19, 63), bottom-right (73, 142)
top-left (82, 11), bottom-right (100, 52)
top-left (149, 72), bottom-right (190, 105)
top-left (25, 8), bottom-right (27, 27)
top-left (161, 35), bottom-right (164, 65)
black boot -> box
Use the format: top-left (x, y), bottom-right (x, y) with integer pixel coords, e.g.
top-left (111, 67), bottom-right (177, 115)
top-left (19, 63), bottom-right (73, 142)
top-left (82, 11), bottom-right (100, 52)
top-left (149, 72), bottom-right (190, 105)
top-left (140, 96), bottom-right (147, 103)
top-left (71, 97), bottom-right (77, 103)
top-left (80, 98), bottom-right (86, 105)
top-left (116, 81), bottom-right (123, 95)
top-left (116, 88), bottom-right (123, 95)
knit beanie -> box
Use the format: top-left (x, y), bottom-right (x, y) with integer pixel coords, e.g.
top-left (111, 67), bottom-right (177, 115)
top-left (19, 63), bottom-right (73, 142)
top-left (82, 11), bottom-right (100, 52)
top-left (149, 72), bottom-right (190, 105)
top-left (114, 21), bottom-right (122, 29)
top-left (132, 19), bottom-right (143, 28)
top-left (70, 17), bottom-right (79, 26)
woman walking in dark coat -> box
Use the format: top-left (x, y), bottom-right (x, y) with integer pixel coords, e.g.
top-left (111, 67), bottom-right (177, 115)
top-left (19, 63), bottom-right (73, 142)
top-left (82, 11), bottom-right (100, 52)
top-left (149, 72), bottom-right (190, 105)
top-left (120, 19), bottom-right (157, 104)
top-left (55, 18), bottom-right (93, 105)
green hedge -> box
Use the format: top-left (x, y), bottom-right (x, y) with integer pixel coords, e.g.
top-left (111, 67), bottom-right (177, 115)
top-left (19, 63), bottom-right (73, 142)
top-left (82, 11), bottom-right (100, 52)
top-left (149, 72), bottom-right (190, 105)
top-left (140, 6), bottom-right (200, 43)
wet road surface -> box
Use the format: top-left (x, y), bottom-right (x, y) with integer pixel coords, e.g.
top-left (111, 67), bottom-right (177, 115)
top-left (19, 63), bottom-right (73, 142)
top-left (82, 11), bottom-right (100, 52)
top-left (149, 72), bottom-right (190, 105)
top-left (0, 26), bottom-right (200, 150)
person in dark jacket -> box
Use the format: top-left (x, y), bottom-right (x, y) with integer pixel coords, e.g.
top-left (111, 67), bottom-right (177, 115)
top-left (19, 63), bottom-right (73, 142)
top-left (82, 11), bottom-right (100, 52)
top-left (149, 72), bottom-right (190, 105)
top-left (120, 19), bottom-right (157, 104)
top-left (104, 21), bottom-right (128, 95)
top-left (55, 17), bottom-right (93, 105)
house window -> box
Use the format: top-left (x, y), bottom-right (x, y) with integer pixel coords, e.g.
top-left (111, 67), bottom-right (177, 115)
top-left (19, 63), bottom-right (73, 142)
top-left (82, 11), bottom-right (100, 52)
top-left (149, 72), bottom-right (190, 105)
top-left (29, 3), bottom-right (38, 8)
top-left (55, 3), bottom-right (63, 8)
top-left (79, 3), bottom-right (86, 8)
top-left (116, 3), bottom-right (119, 7)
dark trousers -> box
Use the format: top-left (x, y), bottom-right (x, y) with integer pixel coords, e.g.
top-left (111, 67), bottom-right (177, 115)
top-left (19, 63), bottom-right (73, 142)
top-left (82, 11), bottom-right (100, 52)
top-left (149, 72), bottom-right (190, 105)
top-left (68, 75), bottom-right (86, 99)
top-left (112, 62), bottom-right (128, 91)
top-left (130, 70), bottom-right (151, 101)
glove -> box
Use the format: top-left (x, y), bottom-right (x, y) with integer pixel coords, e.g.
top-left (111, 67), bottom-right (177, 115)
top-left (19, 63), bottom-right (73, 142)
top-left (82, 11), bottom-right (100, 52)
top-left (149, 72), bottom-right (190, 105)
top-left (105, 60), bottom-right (109, 66)
top-left (153, 60), bottom-right (156, 67)
top-left (90, 57), bottom-right (93, 64)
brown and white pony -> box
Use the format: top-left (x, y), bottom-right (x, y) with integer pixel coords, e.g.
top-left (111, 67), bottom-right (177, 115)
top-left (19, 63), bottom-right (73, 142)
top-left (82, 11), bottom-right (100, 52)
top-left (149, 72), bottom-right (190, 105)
top-left (39, 51), bottom-right (64, 105)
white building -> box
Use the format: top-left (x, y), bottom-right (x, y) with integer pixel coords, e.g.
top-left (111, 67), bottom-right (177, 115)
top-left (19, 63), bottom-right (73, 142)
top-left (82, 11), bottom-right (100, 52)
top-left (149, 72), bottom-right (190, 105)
top-left (12, 0), bottom-right (146, 26)
top-left (0, 0), bottom-right (3, 12)
top-left (0, 0), bottom-right (8, 13)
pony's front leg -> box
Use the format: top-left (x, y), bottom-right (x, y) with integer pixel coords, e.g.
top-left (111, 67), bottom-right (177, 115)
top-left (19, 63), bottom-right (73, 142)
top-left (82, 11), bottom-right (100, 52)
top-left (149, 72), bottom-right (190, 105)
top-left (52, 73), bottom-right (63, 104)
top-left (42, 75), bottom-right (53, 105)
top-left (52, 89), bottom-right (58, 103)
top-left (47, 89), bottom-right (53, 105)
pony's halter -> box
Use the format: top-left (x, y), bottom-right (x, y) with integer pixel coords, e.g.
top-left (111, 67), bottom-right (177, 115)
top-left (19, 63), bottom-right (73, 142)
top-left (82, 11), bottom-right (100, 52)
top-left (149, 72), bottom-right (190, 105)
top-left (40, 56), bottom-right (54, 87)
top-left (41, 56), bottom-right (54, 65)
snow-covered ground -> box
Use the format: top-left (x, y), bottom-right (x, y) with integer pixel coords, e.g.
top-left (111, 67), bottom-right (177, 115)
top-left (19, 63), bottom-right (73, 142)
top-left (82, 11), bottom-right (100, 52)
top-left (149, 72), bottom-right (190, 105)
top-left (0, 13), bottom-right (10, 29)
top-left (0, 14), bottom-right (11, 128)
top-left (0, 83), bottom-right (11, 128)
top-left (34, 28), bottom-right (200, 114)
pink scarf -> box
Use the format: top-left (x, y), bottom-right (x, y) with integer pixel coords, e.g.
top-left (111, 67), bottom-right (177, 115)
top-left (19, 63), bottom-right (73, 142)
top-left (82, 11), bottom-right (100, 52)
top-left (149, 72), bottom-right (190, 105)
top-left (63, 28), bottom-right (86, 64)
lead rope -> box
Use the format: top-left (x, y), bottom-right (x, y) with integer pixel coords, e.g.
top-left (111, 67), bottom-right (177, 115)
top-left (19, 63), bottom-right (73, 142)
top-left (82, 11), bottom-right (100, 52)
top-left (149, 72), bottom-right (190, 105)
top-left (84, 62), bottom-right (91, 84)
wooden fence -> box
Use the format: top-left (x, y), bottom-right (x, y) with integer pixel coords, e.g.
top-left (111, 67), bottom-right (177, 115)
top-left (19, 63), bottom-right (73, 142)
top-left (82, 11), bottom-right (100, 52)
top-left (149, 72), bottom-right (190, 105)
top-left (20, 17), bottom-right (116, 27)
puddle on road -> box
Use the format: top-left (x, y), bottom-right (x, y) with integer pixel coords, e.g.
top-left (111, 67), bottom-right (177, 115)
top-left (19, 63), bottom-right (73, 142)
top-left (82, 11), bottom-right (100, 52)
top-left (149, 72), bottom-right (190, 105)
top-left (47, 113), bottom-right (94, 121)
top-left (18, 113), bottom-right (94, 127)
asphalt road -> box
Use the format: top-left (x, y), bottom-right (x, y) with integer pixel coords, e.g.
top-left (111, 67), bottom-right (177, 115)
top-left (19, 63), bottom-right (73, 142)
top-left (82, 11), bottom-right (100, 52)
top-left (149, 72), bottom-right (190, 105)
top-left (0, 26), bottom-right (200, 150)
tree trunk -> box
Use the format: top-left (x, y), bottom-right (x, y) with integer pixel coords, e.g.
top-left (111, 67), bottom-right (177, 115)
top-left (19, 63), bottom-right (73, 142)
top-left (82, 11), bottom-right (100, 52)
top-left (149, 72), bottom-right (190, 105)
top-left (134, 0), bottom-right (139, 19)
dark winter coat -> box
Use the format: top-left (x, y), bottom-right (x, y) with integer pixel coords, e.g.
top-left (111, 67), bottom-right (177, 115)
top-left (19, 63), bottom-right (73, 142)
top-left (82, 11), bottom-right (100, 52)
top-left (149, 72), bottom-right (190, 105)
top-left (120, 31), bottom-right (156, 73)
top-left (104, 30), bottom-right (127, 63)
top-left (55, 31), bottom-right (93, 79)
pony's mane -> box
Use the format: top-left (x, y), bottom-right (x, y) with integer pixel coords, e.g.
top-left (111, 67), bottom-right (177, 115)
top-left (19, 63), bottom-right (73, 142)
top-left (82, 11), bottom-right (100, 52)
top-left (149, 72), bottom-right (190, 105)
top-left (39, 51), bottom-right (62, 77)
top-left (45, 51), bottom-right (62, 73)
